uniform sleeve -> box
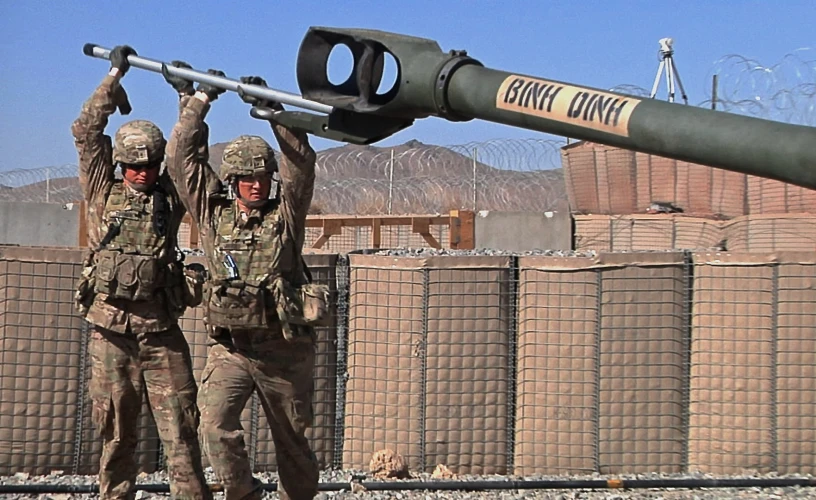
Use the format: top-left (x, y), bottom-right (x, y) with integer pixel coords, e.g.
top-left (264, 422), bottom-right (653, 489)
top-left (70, 74), bottom-right (120, 205)
top-left (165, 96), bottom-right (222, 233)
top-left (271, 121), bottom-right (316, 250)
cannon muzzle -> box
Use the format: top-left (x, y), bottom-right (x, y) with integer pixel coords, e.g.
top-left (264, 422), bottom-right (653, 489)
top-left (297, 27), bottom-right (483, 122)
top-left (295, 27), bottom-right (816, 190)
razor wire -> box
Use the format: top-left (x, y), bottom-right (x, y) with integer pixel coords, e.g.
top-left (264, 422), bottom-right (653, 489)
top-left (4, 48), bottom-right (815, 211)
top-left (0, 138), bottom-right (568, 214)
top-left (311, 138), bottom-right (566, 214)
top-left (0, 165), bottom-right (82, 204)
top-left (610, 47), bottom-right (816, 127)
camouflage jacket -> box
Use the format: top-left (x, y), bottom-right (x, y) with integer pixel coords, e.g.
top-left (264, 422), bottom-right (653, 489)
top-left (165, 96), bottom-right (317, 333)
top-left (70, 74), bottom-right (195, 334)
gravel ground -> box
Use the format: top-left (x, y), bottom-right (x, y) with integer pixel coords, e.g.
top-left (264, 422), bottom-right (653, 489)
top-left (366, 247), bottom-right (715, 257)
top-left (370, 248), bottom-right (600, 257)
top-left (1, 470), bottom-right (814, 500)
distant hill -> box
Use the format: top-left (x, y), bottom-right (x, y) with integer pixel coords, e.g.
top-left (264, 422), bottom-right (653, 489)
top-left (0, 139), bottom-right (566, 214)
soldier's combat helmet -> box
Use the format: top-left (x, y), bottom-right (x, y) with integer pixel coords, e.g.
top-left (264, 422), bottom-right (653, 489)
top-left (220, 135), bottom-right (278, 181)
top-left (112, 120), bottom-right (167, 165)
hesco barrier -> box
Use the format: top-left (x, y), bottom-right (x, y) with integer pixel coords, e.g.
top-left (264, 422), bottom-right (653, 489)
top-left (1, 247), bottom-right (815, 477)
top-left (574, 214), bottom-right (816, 253)
top-left (689, 252), bottom-right (816, 474)
top-left (0, 246), bottom-right (339, 476)
top-left (747, 176), bottom-right (816, 214)
top-left (514, 252), bottom-right (686, 476)
top-left (561, 142), bottom-right (748, 218)
top-left (562, 142), bottom-right (816, 218)
top-left (343, 254), bottom-right (513, 475)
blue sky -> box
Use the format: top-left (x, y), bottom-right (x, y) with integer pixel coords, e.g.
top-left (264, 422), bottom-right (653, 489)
top-left (1, 0), bottom-right (814, 171)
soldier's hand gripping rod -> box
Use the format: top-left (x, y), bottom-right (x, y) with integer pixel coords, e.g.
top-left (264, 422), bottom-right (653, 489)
top-left (82, 43), bottom-right (413, 144)
top-left (82, 43), bottom-right (334, 114)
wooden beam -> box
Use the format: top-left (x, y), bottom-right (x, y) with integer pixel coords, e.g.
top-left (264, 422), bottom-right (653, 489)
top-left (411, 217), bottom-right (440, 249)
top-left (306, 214), bottom-right (452, 227)
top-left (302, 213), bottom-right (472, 251)
top-left (311, 219), bottom-right (343, 249)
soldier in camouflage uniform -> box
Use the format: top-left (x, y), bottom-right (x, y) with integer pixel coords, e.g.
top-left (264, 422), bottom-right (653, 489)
top-left (71, 45), bottom-right (212, 500)
top-left (164, 68), bottom-right (329, 500)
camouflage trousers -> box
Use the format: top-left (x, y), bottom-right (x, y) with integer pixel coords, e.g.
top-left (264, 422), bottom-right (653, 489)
top-left (198, 329), bottom-right (319, 500)
top-left (88, 324), bottom-right (212, 500)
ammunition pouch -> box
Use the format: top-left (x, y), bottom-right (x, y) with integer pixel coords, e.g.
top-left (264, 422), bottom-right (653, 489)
top-left (205, 280), bottom-right (269, 330)
top-left (93, 250), bottom-right (160, 301)
top-left (270, 277), bottom-right (331, 342)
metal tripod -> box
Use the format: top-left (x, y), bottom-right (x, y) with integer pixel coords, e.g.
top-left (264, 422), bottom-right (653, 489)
top-left (649, 37), bottom-right (689, 105)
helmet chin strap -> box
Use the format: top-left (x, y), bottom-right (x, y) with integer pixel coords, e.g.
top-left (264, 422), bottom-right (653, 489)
top-left (238, 196), bottom-right (268, 209)
top-left (124, 178), bottom-right (153, 193)
top-left (232, 178), bottom-right (280, 211)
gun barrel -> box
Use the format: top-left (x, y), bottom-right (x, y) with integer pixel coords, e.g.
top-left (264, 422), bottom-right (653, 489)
top-left (444, 65), bottom-right (816, 189)
top-left (82, 43), bottom-right (334, 115)
top-left (294, 27), bottom-right (816, 190)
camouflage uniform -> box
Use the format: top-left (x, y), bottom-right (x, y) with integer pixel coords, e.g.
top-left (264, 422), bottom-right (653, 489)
top-left (165, 94), bottom-right (323, 500)
top-left (71, 73), bottom-right (211, 500)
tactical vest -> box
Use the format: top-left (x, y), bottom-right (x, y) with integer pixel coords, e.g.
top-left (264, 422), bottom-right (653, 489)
top-left (92, 181), bottom-right (175, 302)
top-left (204, 202), bottom-right (299, 329)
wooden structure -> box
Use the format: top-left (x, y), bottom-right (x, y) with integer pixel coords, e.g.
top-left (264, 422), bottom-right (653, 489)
top-left (304, 210), bottom-right (475, 250)
top-left (77, 202), bottom-right (475, 251)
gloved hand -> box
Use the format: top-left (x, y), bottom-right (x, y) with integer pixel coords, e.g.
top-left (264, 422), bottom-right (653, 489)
top-left (161, 60), bottom-right (195, 95)
top-left (238, 76), bottom-right (283, 110)
top-left (109, 45), bottom-right (137, 75)
top-left (196, 69), bottom-right (227, 101)
top-left (184, 262), bottom-right (208, 282)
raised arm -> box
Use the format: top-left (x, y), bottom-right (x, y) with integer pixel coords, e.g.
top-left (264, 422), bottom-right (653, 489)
top-left (271, 117), bottom-right (317, 234)
top-left (164, 64), bottom-right (227, 229)
top-left (237, 76), bottom-right (317, 249)
top-left (70, 46), bottom-right (136, 204)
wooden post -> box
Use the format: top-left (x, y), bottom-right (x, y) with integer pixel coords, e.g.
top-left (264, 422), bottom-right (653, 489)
top-left (371, 217), bottom-right (382, 248)
top-left (448, 210), bottom-right (475, 250)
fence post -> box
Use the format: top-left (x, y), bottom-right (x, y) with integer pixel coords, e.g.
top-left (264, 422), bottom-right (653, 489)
top-left (771, 264), bottom-right (779, 472)
top-left (387, 149), bottom-right (395, 215)
top-left (506, 256), bottom-right (519, 474)
top-left (72, 319), bottom-right (91, 475)
top-left (420, 267), bottom-right (429, 471)
top-left (471, 147), bottom-right (478, 211)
